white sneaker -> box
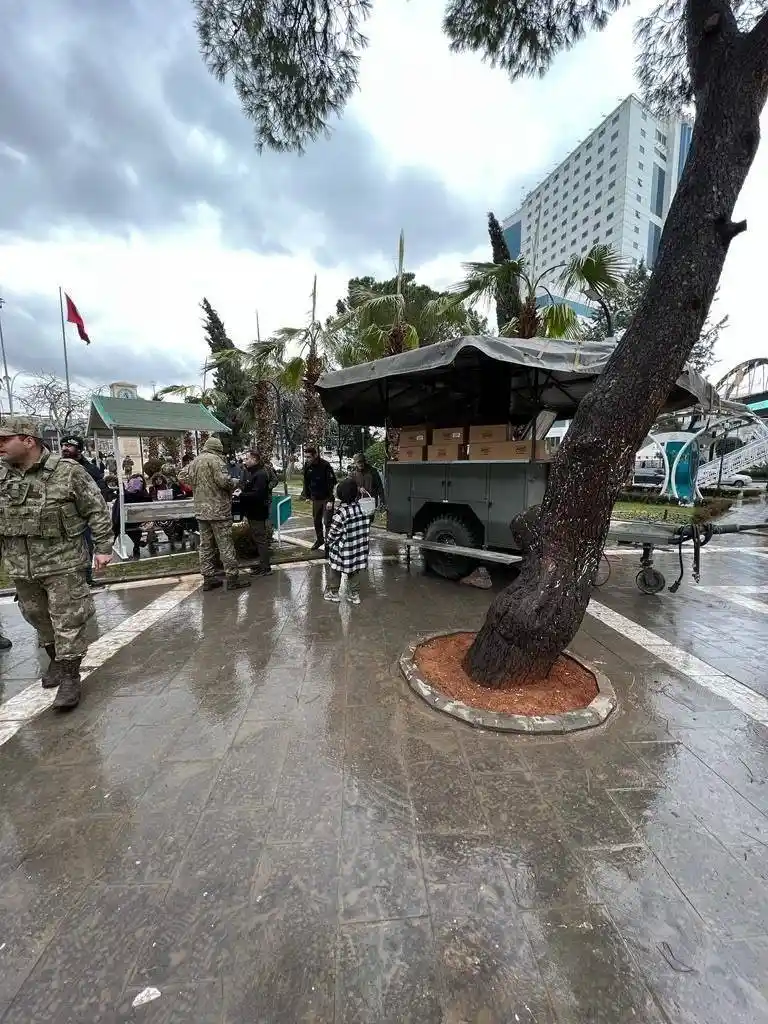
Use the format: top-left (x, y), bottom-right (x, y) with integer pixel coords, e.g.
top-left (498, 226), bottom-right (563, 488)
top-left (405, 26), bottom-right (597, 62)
top-left (324, 591), bottom-right (340, 603)
top-left (346, 592), bottom-right (361, 605)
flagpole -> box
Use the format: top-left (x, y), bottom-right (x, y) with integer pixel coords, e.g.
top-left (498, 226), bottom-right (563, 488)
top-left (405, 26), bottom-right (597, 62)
top-left (58, 287), bottom-right (72, 418)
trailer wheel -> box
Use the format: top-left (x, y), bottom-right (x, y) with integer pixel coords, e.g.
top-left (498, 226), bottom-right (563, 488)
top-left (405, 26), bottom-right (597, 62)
top-left (423, 516), bottom-right (480, 581)
top-left (636, 567), bottom-right (665, 594)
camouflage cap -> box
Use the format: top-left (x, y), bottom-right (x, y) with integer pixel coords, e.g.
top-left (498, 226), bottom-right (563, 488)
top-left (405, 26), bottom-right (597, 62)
top-left (0, 416), bottom-right (45, 439)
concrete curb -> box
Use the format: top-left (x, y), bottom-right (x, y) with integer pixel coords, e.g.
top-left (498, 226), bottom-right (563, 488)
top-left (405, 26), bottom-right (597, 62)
top-left (0, 550), bottom-right (325, 597)
top-left (399, 630), bottom-right (617, 734)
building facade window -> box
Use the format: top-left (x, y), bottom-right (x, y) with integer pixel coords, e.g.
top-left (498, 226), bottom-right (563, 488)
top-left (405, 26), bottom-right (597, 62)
top-left (651, 163), bottom-right (666, 216)
top-left (647, 221), bottom-right (662, 265)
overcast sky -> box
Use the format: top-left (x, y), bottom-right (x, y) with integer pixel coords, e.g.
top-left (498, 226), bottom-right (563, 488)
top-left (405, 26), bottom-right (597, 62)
top-left (1, 0), bottom-right (765, 402)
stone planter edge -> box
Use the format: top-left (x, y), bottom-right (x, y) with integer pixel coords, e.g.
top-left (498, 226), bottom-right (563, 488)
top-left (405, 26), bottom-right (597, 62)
top-left (399, 630), bottom-right (616, 734)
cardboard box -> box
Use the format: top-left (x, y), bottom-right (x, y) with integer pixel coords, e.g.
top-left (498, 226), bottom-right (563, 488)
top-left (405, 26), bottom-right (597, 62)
top-left (468, 440), bottom-right (533, 461)
top-left (468, 424), bottom-right (510, 444)
top-left (398, 426), bottom-right (430, 445)
top-left (432, 426), bottom-right (467, 444)
top-left (396, 445), bottom-right (426, 462)
top-left (427, 443), bottom-right (465, 461)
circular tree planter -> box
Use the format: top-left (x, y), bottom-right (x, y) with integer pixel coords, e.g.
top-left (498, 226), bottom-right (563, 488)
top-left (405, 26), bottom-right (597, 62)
top-left (399, 630), bottom-right (616, 734)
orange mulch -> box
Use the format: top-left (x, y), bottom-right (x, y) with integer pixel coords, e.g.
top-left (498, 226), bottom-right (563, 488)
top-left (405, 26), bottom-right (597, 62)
top-left (414, 632), bottom-right (598, 716)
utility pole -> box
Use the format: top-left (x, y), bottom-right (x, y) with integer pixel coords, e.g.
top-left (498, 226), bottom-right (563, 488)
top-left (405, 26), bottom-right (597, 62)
top-left (0, 296), bottom-right (13, 413)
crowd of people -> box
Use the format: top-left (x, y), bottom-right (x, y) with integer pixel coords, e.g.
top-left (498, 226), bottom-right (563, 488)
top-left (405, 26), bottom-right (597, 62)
top-left (0, 418), bottom-right (381, 709)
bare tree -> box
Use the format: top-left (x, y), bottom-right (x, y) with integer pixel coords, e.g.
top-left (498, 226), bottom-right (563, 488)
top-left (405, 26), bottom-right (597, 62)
top-left (18, 373), bottom-right (91, 437)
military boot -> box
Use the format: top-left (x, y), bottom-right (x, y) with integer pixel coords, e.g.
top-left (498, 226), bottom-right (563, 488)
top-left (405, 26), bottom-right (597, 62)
top-left (225, 576), bottom-right (251, 591)
top-left (41, 644), bottom-right (64, 689)
top-left (53, 658), bottom-right (82, 710)
top-left (202, 578), bottom-right (223, 592)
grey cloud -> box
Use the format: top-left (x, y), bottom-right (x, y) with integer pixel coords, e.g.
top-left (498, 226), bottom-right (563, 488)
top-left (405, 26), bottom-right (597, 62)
top-left (0, 289), bottom-right (197, 391)
top-left (0, 0), bottom-right (498, 265)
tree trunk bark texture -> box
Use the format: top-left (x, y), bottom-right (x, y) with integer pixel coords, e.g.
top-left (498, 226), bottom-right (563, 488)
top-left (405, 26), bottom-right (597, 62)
top-left (465, 11), bottom-right (768, 687)
top-left (254, 380), bottom-right (275, 457)
top-left (303, 349), bottom-right (326, 447)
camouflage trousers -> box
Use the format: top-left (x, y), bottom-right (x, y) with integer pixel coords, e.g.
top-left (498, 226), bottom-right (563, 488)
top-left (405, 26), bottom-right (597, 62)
top-left (197, 519), bottom-right (240, 581)
top-left (14, 571), bottom-right (94, 659)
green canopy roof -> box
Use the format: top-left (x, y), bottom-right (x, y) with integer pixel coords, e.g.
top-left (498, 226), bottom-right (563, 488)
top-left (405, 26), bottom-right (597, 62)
top-left (87, 396), bottom-right (231, 437)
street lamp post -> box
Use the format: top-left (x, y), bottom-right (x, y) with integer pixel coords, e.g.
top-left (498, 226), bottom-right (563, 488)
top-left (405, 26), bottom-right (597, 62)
top-left (0, 297), bottom-right (14, 414)
top-left (583, 286), bottom-right (613, 337)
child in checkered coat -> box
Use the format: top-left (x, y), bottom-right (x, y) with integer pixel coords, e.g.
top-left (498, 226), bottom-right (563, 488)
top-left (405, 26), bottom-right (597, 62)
top-left (324, 478), bottom-right (371, 604)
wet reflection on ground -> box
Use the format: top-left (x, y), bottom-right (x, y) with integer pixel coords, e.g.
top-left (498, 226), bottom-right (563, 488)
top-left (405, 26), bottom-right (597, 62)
top-left (0, 516), bottom-right (767, 1022)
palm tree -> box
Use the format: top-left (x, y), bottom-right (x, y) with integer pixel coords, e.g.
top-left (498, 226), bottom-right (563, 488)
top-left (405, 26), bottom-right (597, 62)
top-left (328, 230), bottom-right (476, 366)
top-left (269, 275), bottom-right (340, 447)
top-left (455, 244), bottom-right (626, 340)
top-left (156, 384), bottom-right (223, 451)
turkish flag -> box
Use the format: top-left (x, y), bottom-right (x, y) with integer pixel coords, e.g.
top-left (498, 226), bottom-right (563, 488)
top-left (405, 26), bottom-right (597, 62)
top-left (65, 294), bottom-right (90, 344)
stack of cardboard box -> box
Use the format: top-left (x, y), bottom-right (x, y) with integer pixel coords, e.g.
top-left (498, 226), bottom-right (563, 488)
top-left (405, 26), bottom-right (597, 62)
top-left (394, 425), bottom-right (553, 462)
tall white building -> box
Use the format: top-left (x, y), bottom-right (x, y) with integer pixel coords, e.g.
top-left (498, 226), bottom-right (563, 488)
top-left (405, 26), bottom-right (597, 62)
top-left (502, 94), bottom-right (692, 315)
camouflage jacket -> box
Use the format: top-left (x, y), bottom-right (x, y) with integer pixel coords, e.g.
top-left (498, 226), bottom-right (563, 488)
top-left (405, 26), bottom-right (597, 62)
top-left (0, 451), bottom-right (113, 579)
top-left (178, 439), bottom-right (234, 521)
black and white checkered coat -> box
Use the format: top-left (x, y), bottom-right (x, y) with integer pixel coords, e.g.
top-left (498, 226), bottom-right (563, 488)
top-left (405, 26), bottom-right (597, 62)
top-left (325, 500), bottom-right (371, 574)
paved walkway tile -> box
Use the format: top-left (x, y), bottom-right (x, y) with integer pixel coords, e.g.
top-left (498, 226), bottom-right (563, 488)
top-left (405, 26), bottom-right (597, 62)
top-left (0, 529), bottom-right (767, 1022)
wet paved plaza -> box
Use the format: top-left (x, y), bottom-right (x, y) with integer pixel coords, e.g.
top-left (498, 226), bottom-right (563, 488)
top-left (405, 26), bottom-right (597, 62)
top-left (0, 516), bottom-right (767, 1022)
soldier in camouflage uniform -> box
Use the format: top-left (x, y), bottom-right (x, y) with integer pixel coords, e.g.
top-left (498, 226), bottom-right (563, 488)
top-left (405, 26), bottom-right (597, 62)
top-left (179, 436), bottom-right (250, 592)
top-left (0, 417), bottom-right (113, 709)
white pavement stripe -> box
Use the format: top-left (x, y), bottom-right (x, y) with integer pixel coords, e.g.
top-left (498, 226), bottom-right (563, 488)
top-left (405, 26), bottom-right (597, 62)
top-left (603, 545), bottom-right (768, 556)
top-left (588, 599), bottom-right (768, 727)
top-left (714, 592), bottom-right (768, 616)
top-left (707, 585), bottom-right (768, 593)
top-left (282, 536), bottom-right (314, 550)
top-left (0, 576), bottom-right (202, 744)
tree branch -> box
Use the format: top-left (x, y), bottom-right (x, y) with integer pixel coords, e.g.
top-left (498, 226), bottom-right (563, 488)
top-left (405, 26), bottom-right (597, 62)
top-left (715, 216), bottom-right (747, 245)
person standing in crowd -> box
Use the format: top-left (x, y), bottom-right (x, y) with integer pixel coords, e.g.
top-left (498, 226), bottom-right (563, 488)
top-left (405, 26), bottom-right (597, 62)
top-left (60, 435), bottom-right (110, 588)
top-left (122, 454), bottom-right (134, 476)
top-left (301, 445), bottom-right (336, 550)
top-left (323, 478), bottom-right (371, 604)
top-left (113, 473), bottom-right (151, 559)
top-left (349, 452), bottom-right (385, 517)
top-left (0, 416), bottom-right (113, 709)
top-left (238, 450), bottom-right (272, 576)
top-left (106, 452), bottom-right (118, 475)
top-left (180, 436), bottom-right (250, 592)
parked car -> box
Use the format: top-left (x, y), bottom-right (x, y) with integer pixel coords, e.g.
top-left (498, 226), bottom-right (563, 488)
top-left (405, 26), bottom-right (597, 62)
top-left (720, 472), bottom-right (753, 487)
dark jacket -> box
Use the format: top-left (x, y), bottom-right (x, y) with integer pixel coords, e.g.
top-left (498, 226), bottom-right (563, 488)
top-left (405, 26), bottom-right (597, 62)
top-left (302, 458), bottom-right (337, 501)
top-left (68, 455), bottom-right (109, 501)
top-left (239, 464), bottom-right (271, 521)
top-left (112, 483), bottom-right (151, 537)
top-left (350, 462), bottom-right (385, 505)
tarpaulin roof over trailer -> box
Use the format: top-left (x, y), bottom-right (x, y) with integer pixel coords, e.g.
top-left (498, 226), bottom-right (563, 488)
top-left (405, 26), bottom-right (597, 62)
top-left (315, 336), bottom-right (721, 427)
top-left (87, 396), bottom-right (231, 437)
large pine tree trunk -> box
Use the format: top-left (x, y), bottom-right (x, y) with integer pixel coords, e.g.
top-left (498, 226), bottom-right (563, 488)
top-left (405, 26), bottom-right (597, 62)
top-left (465, 11), bottom-right (768, 687)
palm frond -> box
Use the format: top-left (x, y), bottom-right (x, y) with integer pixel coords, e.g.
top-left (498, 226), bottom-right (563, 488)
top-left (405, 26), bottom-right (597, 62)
top-left (419, 295), bottom-right (469, 336)
top-left (270, 326), bottom-right (307, 345)
top-left (157, 384), bottom-right (195, 399)
top-left (402, 323), bottom-right (420, 351)
top-left (454, 260), bottom-right (528, 306)
top-left (541, 302), bottom-right (582, 340)
top-left (281, 355), bottom-right (306, 391)
top-left (559, 244), bottom-right (627, 299)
